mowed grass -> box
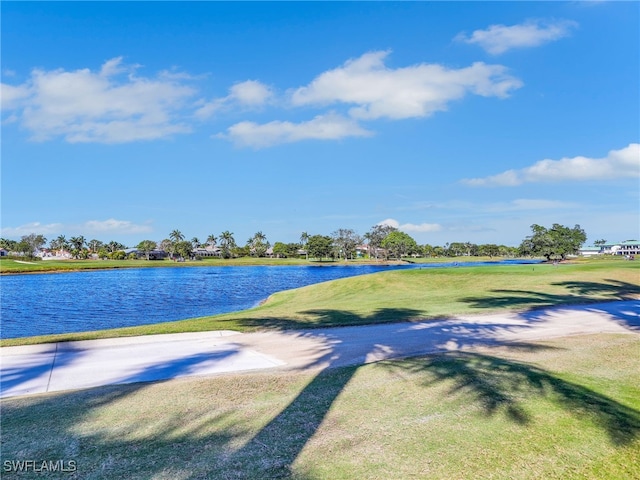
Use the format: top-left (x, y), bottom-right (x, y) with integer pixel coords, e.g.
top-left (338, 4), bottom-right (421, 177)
top-left (3, 257), bottom-right (638, 346)
top-left (2, 334), bottom-right (639, 479)
top-left (0, 256), bottom-right (323, 274)
top-left (0, 255), bottom-right (418, 275)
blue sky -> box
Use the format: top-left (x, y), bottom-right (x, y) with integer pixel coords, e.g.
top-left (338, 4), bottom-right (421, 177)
top-left (2, 1), bottom-right (638, 248)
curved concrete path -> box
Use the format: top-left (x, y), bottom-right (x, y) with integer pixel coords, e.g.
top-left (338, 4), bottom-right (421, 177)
top-left (1, 300), bottom-right (638, 399)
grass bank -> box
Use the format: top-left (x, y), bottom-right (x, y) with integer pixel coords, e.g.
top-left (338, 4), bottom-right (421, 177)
top-left (0, 256), bottom-right (334, 274)
top-left (0, 255), bottom-right (522, 275)
top-left (3, 257), bottom-right (637, 346)
top-left (2, 333), bottom-right (638, 479)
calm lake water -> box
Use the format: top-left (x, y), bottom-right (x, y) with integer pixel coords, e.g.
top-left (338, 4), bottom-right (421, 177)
top-left (1, 261), bottom-right (539, 339)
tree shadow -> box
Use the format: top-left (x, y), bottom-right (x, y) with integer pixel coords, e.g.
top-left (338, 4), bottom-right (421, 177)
top-left (235, 307), bottom-right (425, 330)
top-left (384, 350), bottom-right (640, 446)
top-left (1, 342), bottom-right (244, 399)
top-left (2, 305), bottom-right (639, 478)
top-left (462, 279), bottom-right (640, 331)
top-left (1, 344), bottom-right (85, 398)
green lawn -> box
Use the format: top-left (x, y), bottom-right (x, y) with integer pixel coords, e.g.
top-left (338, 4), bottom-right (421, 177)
top-left (0, 254), bottom-right (524, 274)
top-left (0, 256), bottom-right (320, 274)
top-left (3, 257), bottom-right (638, 346)
top-left (2, 333), bottom-right (638, 479)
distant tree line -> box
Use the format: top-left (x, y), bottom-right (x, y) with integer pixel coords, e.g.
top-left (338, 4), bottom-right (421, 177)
top-left (0, 223), bottom-right (587, 262)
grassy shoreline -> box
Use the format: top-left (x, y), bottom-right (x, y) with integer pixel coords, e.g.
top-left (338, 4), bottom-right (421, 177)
top-left (2, 257), bottom-right (637, 347)
top-left (0, 255), bottom-right (534, 275)
top-left (0, 257), bottom-right (414, 275)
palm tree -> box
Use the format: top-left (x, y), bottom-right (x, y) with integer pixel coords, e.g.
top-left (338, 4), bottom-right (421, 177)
top-left (50, 235), bottom-right (68, 254)
top-left (88, 239), bottom-right (103, 253)
top-left (107, 240), bottom-right (125, 253)
top-left (169, 230), bottom-right (184, 243)
top-left (69, 236), bottom-right (86, 259)
top-left (249, 231), bottom-right (268, 257)
top-left (191, 237), bottom-right (201, 249)
top-left (300, 232), bottom-right (310, 259)
top-left (219, 231), bottom-right (236, 259)
top-left (206, 234), bottom-right (217, 247)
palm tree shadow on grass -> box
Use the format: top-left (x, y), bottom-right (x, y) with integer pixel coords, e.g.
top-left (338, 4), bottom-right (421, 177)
top-left (235, 307), bottom-right (425, 331)
top-left (3, 307), bottom-right (639, 478)
top-left (385, 350), bottom-right (640, 446)
top-left (462, 279), bottom-right (640, 329)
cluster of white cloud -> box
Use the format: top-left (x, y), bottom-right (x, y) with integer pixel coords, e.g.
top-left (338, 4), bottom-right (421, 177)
top-left (290, 51), bottom-right (521, 119)
top-left (378, 218), bottom-right (442, 233)
top-left (219, 51), bottom-right (522, 147)
top-left (462, 143), bottom-right (640, 187)
top-left (1, 57), bottom-right (196, 143)
top-left (218, 113), bottom-right (372, 149)
top-left (195, 80), bottom-right (274, 119)
top-left (0, 17), bottom-right (586, 149)
top-left (0, 219), bottom-right (152, 238)
top-left (456, 19), bottom-right (578, 55)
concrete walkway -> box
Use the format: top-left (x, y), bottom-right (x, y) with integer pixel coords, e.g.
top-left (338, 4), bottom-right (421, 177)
top-left (1, 300), bottom-right (638, 399)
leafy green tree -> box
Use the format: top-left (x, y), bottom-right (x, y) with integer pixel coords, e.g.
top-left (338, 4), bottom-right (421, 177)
top-left (307, 235), bottom-right (333, 261)
top-left (16, 240), bottom-right (34, 258)
top-left (519, 223), bottom-right (587, 261)
top-left (331, 228), bottom-right (362, 261)
top-left (107, 240), bottom-right (126, 253)
top-left (478, 244), bottom-right (500, 258)
top-left (88, 239), bottom-right (103, 253)
top-left (364, 224), bottom-right (397, 260)
top-left (159, 239), bottom-right (174, 258)
top-left (286, 242), bottom-right (303, 257)
top-left (19, 234), bottom-right (47, 258)
top-left (232, 245), bottom-right (250, 257)
top-left (464, 242), bottom-right (478, 256)
top-left (272, 242), bottom-right (302, 258)
top-left (381, 231), bottom-right (418, 260)
top-left (136, 240), bottom-right (158, 260)
top-left (97, 247), bottom-right (110, 260)
top-left (110, 250), bottom-right (126, 260)
top-left (421, 244), bottom-right (435, 258)
top-left (0, 238), bottom-right (18, 252)
top-left (448, 242), bottom-right (466, 257)
top-left (272, 242), bottom-right (288, 258)
top-left (174, 240), bottom-right (193, 260)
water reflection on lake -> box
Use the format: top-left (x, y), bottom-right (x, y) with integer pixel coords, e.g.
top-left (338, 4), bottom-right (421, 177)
top-left (1, 261), bottom-right (538, 338)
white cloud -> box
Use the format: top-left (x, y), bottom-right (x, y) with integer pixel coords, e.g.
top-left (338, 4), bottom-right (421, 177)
top-left (0, 219), bottom-right (152, 239)
top-left (229, 80), bottom-right (273, 106)
top-left (378, 218), bottom-right (442, 233)
top-left (1, 83), bottom-right (31, 110)
top-left (462, 143), bottom-right (640, 186)
top-left (195, 80), bottom-right (273, 119)
top-left (290, 50), bottom-right (522, 120)
top-left (456, 19), bottom-right (578, 55)
top-left (510, 199), bottom-right (576, 210)
top-left (0, 222), bottom-right (65, 237)
top-left (82, 219), bottom-right (153, 234)
top-left (2, 57), bottom-right (196, 143)
top-left (217, 112), bottom-right (372, 148)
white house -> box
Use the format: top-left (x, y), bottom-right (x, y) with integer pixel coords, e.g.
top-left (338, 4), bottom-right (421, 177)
top-left (580, 240), bottom-right (639, 257)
